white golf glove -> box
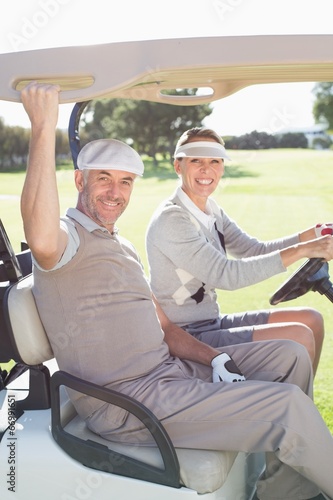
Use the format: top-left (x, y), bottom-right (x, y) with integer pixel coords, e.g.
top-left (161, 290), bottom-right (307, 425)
top-left (315, 223), bottom-right (333, 238)
top-left (211, 353), bottom-right (246, 383)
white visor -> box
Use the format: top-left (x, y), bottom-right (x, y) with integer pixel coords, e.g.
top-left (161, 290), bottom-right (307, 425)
top-left (174, 141), bottom-right (231, 160)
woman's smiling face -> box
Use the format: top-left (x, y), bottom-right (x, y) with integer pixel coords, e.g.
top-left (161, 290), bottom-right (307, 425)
top-left (174, 138), bottom-right (225, 211)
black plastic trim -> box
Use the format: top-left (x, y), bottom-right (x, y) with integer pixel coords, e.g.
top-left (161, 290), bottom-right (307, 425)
top-left (68, 101), bottom-right (91, 169)
top-left (51, 370), bottom-right (180, 489)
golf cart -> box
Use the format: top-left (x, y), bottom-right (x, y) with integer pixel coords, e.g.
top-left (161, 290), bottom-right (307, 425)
top-left (1, 35), bottom-right (333, 499)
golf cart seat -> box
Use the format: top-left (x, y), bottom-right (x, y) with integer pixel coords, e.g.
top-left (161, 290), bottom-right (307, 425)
top-left (0, 256), bottom-right (264, 498)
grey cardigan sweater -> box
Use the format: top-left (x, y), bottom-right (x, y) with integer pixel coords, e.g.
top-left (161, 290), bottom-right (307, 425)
top-left (146, 190), bottom-right (299, 326)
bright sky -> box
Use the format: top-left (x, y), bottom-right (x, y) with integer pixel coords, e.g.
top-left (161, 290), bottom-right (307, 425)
top-left (0, 0), bottom-right (332, 136)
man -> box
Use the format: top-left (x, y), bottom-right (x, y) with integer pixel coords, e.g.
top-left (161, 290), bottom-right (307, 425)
top-left (146, 127), bottom-right (332, 374)
top-left (20, 82), bottom-right (333, 500)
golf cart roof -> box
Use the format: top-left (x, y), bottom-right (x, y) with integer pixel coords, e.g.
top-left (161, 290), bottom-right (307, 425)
top-left (0, 34), bottom-right (333, 106)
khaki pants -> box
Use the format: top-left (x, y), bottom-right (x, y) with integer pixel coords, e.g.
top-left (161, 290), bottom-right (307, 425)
top-left (90, 340), bottom-right (333, 499)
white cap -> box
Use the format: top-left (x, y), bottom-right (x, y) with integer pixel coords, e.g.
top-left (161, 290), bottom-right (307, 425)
top-left (77, 139), bottom-right (144, 176)
top-left (174, 141), bottom-right (231, 160)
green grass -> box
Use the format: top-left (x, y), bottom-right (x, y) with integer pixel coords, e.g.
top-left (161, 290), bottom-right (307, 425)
top-left (1, 148), bottom-right (333, 430)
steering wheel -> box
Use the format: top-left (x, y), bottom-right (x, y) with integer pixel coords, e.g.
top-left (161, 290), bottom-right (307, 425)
top-left (270, 257), bottom-right (333, 305)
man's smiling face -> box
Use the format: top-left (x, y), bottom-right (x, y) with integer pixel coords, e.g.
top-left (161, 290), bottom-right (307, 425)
top-left (75, 168), bottom-right (136, 232)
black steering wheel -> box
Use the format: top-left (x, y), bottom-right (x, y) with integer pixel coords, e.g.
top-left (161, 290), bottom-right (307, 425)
top-left (270, 257), bottom-right (333, 305)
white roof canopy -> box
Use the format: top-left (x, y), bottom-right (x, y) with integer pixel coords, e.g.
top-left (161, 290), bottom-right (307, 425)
top-left (1, 35), bottom-right (333, 105)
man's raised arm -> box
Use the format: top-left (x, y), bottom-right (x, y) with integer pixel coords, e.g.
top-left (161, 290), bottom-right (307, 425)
top-left (20, 83), bottom-right (68, 270)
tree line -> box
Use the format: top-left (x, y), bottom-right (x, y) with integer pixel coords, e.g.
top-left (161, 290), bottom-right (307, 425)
top-left (0, 83), bottom-right (332, 171)
top-left (0, 117), bottom-right (70, 170)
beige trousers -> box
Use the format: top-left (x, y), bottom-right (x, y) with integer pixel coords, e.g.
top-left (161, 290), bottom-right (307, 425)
top-left (90, 340), bottom-right (333, 499)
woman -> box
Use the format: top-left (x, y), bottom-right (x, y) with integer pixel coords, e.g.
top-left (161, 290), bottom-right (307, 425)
top-left (146, 127), bottom-right (333, 374)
